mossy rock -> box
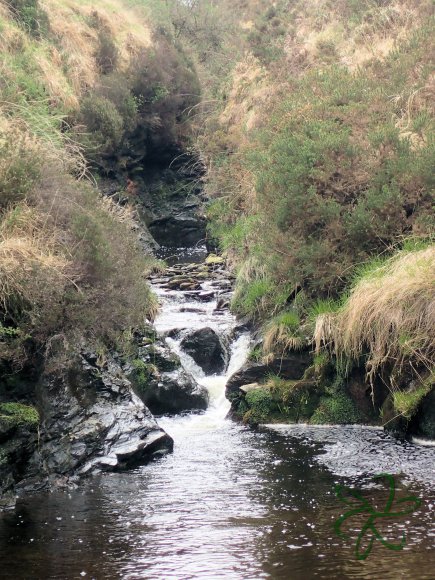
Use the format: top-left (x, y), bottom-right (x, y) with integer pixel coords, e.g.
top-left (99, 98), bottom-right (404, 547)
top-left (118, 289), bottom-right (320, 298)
top-left (205, 254), bottom-right (224, 265)
top-left (310, 393), bottom-right (362, 425)
top-left (0, 403), bottom-right (39, 428)
top-left (411, 387), bottom-right (435, 439)
top-left (243, 387), bottom-right (279, 425)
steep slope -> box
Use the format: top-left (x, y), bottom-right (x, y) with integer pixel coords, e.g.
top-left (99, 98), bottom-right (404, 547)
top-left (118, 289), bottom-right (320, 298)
top-left (188, 0), bottom-right (435, 434)
top-left (0, 0), bottom-right (201, 507)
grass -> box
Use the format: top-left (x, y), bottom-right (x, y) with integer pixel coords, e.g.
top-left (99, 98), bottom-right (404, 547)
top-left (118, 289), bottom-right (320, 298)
top-left (315, 245), bottom-right (435, 384)
top-left (0, 402), bottom-right (39, 426)
top-left (310, 392), bottom-right (362, 425)
top-left (393, 372), bottom-right (434, 420)
top-left (263, 311), bottom-right (304, 357)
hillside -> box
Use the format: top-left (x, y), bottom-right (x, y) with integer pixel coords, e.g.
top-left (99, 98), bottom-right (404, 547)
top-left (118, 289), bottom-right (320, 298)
top-left (0, 0), bottom-right (201, 506)
top-left (0, 0), bottom-right (434, 510)
top-left (187, 0), bottom-right (435, 434)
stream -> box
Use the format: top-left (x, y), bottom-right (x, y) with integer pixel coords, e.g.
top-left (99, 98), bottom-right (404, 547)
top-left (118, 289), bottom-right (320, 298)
top-left (0, 246), bottom-right (434, 579)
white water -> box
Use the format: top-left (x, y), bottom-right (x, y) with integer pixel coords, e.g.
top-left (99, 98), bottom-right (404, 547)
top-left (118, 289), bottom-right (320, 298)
top-left (151, 266), bottom-right (252, 435)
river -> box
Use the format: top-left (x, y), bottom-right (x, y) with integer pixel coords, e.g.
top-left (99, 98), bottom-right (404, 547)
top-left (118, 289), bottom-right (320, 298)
top-left (0, 246), bottom-right (434, 579)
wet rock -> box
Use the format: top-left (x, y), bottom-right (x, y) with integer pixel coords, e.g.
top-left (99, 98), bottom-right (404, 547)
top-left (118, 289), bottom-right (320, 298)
top-left (410, 387), bottom-right (435, 439)
top-left (197, 291), bottom-right (215, 301)
top-left (148, 215), bottom-right (206, 247)
top-left (0, 404), bottom-right (39, 509)
top-left (226, 352), bottom-right (312, 398)
top-left (140, 344), bottom-right (180, 372)
top-left (205, 254), bottom-right (224, 265)
top-left (215, 294), bottom-right (231, 311)
top-left (138, 368), bottom-right (209, 416)
top-left (33, 356), bottom-right (173, 478)
top-left (180, 327), bottom-right (228, 375)
top-left (346, 370), bottom-right (388, 423)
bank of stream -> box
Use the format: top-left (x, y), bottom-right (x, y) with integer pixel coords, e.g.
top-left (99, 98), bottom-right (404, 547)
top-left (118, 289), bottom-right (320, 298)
top-left (0, 246), bottom-right (434, 579)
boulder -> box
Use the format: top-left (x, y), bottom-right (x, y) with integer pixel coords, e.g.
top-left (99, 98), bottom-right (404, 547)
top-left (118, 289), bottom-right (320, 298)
top-left (33, 356), bottom-right (174, 478)
top-left (226, 352), bottom-right (312, 398)
top-left (139, 368), bottom-right (209, 416)
top-left (140, 343), bottom-right (180, 372)
top-left (180, 327), bottom-right (228, 375)
top-left (0, 403), bottom-right (39, 509)
top-left (148, 214), bottom-right (206, 247)
top-left (410, 387), bottom-right (435, 439)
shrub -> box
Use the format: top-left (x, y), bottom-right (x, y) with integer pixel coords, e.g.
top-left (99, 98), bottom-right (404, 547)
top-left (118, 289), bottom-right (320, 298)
top-left (0, 133), bottom-right (41, 209)
top-left (263, 311), bottom-right (304, 357)
top-left (0, 402), bottom-right (39, 426)
top-left (315, 245), bottom-right (435, 385)
top-left (310, 393), bottom-right (362, 424)
top-left (9, 0), bottom-right (49, 38)
top-left (78, 95), bottom-right (124, 161)
top-left (96, 30), bottom-right (119, 75)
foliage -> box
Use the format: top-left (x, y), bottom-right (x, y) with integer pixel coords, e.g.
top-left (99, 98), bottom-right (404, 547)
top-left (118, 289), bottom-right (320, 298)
top-left (393, 373), bottom-right (434, 420)
top-left (311, 392), bottom-right (362, 425)
top-left (0, 402), bottom-right (39, 426)
top-left (315, 246), bottom-right (435, 385)
top-left (203, 7), bottom-right (434, 323)
top-left (0, 132), bottom-right (41, 209)
top-left (8, 0), bottom-right (49, 38)
top-left (76, 32), bottom-right (200, 172)
top-left (243, 388), bottom-right (278, 424)
top-left (263, 311), bottom-right (304, 357)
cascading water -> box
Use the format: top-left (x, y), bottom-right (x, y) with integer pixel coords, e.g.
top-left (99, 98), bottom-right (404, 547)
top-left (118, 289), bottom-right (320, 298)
top-left (0, 246), bottom-right (433, 580)
top-left (150, 246), bottom-right (252, 433)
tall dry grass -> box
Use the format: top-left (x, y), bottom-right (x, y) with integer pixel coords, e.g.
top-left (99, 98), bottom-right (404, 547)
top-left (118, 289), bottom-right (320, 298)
top-left (0, 203), bottom-right (72, 322)
top-left (315, 246), bottom-right (435, 383)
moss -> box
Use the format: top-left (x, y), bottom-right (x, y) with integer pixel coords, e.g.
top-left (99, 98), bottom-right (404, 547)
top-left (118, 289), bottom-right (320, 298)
top-left (393, 374), bottom-right (434, 420)
top-left (241, 379), bottom-right (322, 425)
top-left (244, 388), bottom-right (278, 424)
top-left (205, 254), bottom-right (224, 265)
top-left (0, 402), bottom-right (39, 427)
top-left (310, 392), bottom-right (362, 425)
top-left (129, 359), bottom-right (158, 398)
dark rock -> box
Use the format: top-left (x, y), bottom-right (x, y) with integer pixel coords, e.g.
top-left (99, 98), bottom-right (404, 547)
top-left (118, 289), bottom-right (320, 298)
top-left (138, 368), bottom-right (209, 416)
top-left (0, 407), bottom-right (39, 509)
top-left (410, 387), bottom-right (435, 439)
top-left (382, 394), bottom-right (409, 439)
top-left (31, 356), bottom-right (173, 479)
top-left (215, 294), bottom-right (231, 311)
top-left (180, 327), bottom-right (228, 375)
top-left (197, 291), bottom-right (215, 301)
top-left (226, 352), bottom-right (312, 398)
top-left (345, 368), bottom-right (388, 424)
top-left (140, 344), bottom-right (180, 372)
top-left (148, 215), bottom-right (206, 247)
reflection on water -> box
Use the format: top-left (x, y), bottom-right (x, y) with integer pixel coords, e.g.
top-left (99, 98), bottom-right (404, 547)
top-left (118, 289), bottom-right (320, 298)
top-left (0, 245), bottom-right (433, 579)
top-left (0, 424), bottom-right (433, 580)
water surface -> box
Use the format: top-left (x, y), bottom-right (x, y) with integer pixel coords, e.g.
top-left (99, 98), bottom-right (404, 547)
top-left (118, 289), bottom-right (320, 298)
top-left (1, 248), bottom-right (433, 579)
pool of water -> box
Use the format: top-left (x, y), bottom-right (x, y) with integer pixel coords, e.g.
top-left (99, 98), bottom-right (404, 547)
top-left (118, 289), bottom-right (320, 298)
top-left (1, 249), bottom-right (433, 579)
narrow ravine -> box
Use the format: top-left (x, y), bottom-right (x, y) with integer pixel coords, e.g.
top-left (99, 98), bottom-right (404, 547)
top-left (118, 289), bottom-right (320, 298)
top-left (0, 246), bottom-right (434, 580)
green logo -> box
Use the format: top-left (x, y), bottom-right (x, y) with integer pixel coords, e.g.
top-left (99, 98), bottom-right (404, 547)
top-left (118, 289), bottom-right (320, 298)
top-left (334, 473), bottom-right (422, 560)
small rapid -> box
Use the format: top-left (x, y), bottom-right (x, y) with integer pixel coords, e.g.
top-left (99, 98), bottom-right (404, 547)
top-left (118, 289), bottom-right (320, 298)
top-left (0, 246), bottom-right (433, 580)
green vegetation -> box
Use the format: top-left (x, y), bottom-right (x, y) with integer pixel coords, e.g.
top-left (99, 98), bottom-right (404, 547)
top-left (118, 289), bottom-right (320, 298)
top-left (311, 393), bottom-right (362, 425)
top-left (240, 377), bottom-right (323, 426)
top-left (179, 0), bottom-right (435, 428)
top-left (76, 32), bottom-right (200, 173)
top-left (9, 0), bottom-right (49, 37)
top-left (0, 0), bottom-right (201, 377)
top-left (0, 402), bottom-right (39, 427)
top-left (393, 373), bottom-right (434, 420)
